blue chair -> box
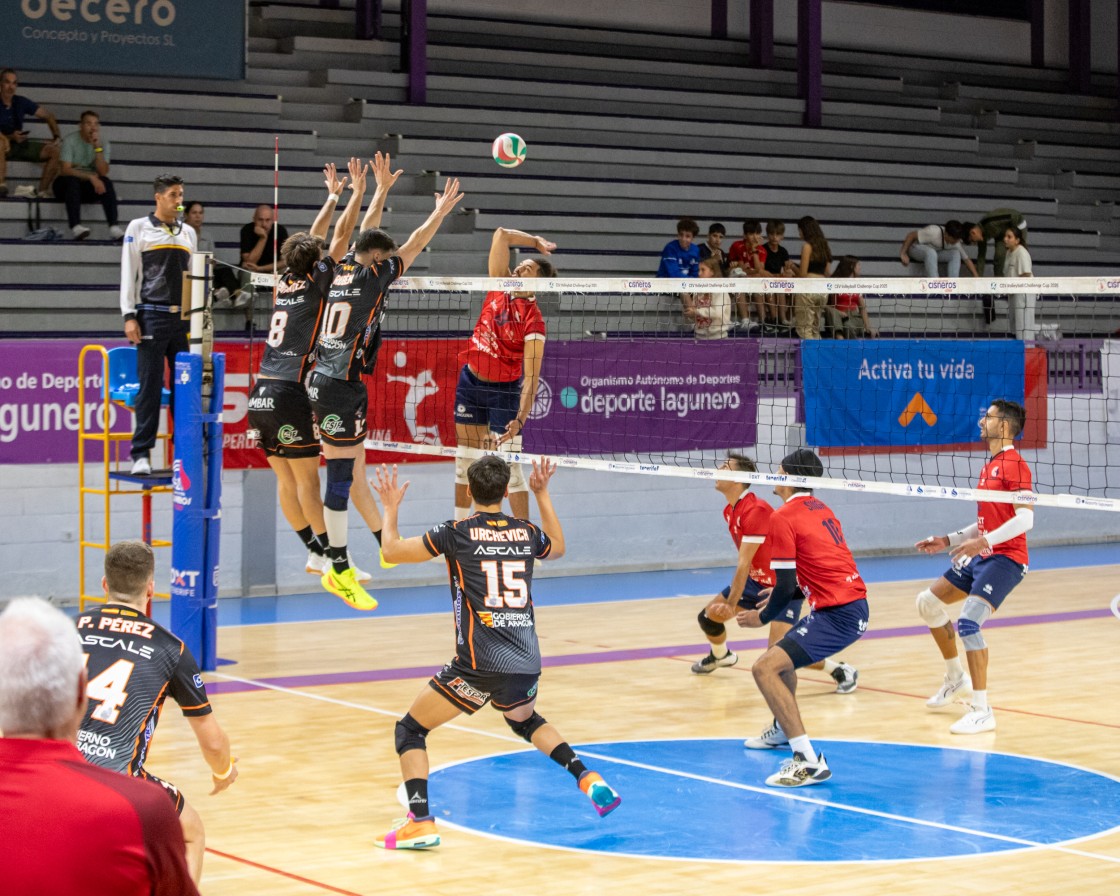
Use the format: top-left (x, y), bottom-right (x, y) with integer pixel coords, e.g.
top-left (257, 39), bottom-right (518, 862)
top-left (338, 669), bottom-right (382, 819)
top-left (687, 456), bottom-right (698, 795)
top-left (106, 346), bottom-right (170, 408)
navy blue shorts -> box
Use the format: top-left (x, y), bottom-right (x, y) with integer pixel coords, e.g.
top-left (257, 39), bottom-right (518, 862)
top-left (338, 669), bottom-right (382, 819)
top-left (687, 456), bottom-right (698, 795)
top-left (778, 598), bottom-right (869, 668)
top-left (942, 554), bottom-right (1026, 610)
top-left (721, 580), bottom-right (803, 625)
top-left (454, 365), bottom-right (520, 430)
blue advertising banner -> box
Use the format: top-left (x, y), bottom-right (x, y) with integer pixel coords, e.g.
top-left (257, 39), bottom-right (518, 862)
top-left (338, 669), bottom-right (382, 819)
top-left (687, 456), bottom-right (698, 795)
top-left (6, 1), bottom-right (245, 80)
top-left (803, 340), bottom-right (1025, 447)
top-left (523, 339), bottom-right (760, 454)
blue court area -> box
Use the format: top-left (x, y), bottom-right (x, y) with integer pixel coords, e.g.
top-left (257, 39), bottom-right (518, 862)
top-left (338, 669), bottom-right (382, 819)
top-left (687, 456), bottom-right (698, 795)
top-left (429, 739), bottom-right (1120, 862)
top-left (148, 542), bottom-right (1117, 628)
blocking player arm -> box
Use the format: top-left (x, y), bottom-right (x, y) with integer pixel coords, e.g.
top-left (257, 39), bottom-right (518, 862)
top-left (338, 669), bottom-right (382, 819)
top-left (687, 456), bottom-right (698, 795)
top-left (308, 162), bottom-right (348, 241)
top-left (359, 152), bottom-right (402, 232)
top-left (394, 177), bottom-right (464, 274)
top-left (980, 506), bottom-right (1034, 547)
top-left (328, 158), bottom-right (369, 261)
top-left (758, 567), bottom-right (798, 625)
top-left (372, 467), bottom-right (443, 564)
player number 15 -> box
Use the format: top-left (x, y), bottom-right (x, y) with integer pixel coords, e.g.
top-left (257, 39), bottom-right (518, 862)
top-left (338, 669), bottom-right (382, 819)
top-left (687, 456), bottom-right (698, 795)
top-left (481, 560), bottom-right (529, 608)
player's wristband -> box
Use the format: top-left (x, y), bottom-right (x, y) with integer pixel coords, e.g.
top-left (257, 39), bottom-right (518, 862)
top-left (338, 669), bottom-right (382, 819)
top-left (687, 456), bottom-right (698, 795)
top-left (513, 418), bottom-right (525, 431)
top-left (94, 147), bottom-right (103, 153)
top-left (212, 759), bottom-right (236, 780)
top-left (327, 193), bottom-right (341, 202)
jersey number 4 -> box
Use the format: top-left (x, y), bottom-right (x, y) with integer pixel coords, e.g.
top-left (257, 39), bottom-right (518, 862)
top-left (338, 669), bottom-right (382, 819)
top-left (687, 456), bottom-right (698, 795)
top-left (481, 560), bottom-right (529, 608)
top-left (82, 656), bottom-right (135, 724)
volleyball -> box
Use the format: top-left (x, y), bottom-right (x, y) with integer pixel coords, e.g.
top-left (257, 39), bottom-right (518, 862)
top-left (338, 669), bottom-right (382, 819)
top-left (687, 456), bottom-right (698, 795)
top-left (492, 132), bottom-right (527, 168)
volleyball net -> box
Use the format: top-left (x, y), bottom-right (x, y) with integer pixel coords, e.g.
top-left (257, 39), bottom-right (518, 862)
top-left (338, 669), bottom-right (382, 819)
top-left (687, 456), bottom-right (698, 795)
top-left (249, 271), bottom-right (1119, 512)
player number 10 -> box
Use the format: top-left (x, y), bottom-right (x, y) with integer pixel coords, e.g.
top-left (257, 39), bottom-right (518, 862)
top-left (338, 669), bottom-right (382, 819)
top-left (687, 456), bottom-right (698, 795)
top-left (481, 560), bottom-right (529, 608)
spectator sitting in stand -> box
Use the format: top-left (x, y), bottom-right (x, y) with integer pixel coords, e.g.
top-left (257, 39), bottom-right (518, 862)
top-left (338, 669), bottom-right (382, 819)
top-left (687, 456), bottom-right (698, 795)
top-left (52, 111), bottom-right (124, 241)
top-left (237, 204), bottom-right (290, 308)
top-left (758, 220), bottom-right (794, 328)
top-left (823, 256), bottom-right (878, 339)
top-left (899, 220), bottom-right (980, 279)
top-left (0, 68), bottom-right (61, 198)
top-left (656, 217), bottom-right (701, 278)
top-left (183, 201), bottom-right (241, 307)
top-left (697, 222), bottom-right (731, 276)
top-left (683, 255), bottom-right (734, 339)
top-left (728, 219), bottom-right (764, 326)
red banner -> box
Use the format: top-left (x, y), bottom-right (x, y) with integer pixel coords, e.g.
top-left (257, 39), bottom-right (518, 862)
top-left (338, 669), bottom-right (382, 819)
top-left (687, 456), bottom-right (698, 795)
top-left (218, 338), bottom-right (466, 469)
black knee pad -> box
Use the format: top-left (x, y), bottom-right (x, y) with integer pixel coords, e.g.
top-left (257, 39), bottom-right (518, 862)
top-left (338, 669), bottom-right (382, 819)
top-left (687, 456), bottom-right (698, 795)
top-left (698, 607), bottom-right (726, 638)
top-left (394, 714), bottom-right (429, 755)
top-left (506, 711), bottom-right (546, 743)
top-left (324, 457), bottom-right (354, 512)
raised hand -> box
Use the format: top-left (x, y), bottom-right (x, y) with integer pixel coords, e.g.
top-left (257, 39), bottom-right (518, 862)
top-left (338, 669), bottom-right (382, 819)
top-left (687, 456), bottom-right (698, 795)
top-left (348, 156), bottom-right (367, 194)
top-left (323, 162), bottom-right (348, 196)
top-left (433, 177), bottom-right (464, 217)
top-left (528, 458), bottom-right (556, 493)
top-left (372, 464), bottom-right (409, 509)
top-left (369, 152), bottom-right (403, 193)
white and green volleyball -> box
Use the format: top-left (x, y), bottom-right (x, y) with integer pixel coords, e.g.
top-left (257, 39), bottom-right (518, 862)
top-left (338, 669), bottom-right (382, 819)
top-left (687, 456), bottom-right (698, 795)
top-left (491, 132), bottom-right (528, 168)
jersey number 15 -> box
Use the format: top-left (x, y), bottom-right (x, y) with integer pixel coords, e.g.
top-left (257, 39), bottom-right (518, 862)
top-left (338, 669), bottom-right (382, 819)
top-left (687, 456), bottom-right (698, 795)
top-left (481, 560), bottom-right (529, 608)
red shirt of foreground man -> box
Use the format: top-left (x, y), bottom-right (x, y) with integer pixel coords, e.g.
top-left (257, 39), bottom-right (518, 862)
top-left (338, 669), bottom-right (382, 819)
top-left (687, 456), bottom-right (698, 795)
top-left (0, 737), bottom-right (200, 896)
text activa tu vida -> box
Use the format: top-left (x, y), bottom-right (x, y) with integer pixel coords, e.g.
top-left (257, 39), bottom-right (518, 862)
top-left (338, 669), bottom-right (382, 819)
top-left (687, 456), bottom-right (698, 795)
top-left (858, 358), bottom-right (976, 381)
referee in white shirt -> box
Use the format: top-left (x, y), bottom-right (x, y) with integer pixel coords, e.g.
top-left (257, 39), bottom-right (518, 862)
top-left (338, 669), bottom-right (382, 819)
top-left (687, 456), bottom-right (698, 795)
top-left (119, 174), bottom-right (196, 475)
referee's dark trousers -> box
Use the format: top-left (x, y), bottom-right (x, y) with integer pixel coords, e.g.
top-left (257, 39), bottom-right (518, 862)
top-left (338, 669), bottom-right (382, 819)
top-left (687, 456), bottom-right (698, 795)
top-left (131, 310), bottom-right (189, 461)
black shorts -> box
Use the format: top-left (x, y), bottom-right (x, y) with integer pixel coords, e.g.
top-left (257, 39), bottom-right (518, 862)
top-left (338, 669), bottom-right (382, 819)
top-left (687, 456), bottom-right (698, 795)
top-left (721, 580), bottom-right (803, 625)
top-left (428, 657), bottom-right (540, 715)
top-left (139, 769), bottom-right (185, 815)
top-left (307, 371), bottom-right (367, 448)
top-left (247, 379), bottom-right (321, 458)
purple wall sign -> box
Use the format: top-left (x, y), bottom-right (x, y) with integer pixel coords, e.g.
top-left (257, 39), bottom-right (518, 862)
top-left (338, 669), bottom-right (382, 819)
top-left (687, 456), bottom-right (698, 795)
top-left (0, 340), bottom-right (130, 464)
top-left (524, 339), bottom-right (760, 454)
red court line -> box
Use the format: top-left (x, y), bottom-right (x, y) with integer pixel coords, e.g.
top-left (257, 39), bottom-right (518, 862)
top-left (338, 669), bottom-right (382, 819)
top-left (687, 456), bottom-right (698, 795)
top-left (205, 847), bottom-right (367, 896)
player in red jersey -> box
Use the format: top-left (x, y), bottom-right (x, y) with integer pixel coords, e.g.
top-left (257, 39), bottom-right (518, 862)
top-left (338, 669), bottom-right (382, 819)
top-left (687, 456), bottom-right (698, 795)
top-left (690, 453), bottom-right (859, 695)
top-left (914, 399), bottom-right (1033, 735)
top-left (737, 449), bottom-right (869, 787)
top-left (371, 456), bottom-right (620, 849)
top-left (453, 226), bottom-right (556, 522)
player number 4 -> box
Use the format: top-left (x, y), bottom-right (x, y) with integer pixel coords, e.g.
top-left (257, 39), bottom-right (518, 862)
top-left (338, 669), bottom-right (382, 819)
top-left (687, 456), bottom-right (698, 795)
top-left (82, 656), bottom-right (135, 724)
top-left (481, 560), bottom-right (529, 608)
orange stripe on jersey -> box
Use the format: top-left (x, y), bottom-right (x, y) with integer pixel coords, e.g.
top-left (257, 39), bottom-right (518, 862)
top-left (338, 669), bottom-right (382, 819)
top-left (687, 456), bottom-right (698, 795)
top-left (147, 244), bottom-right (191, 253)
top-left (127, 680), bottom-right (171, 774)
top-left (178, 702), bottom-right (211, 712)
top-left (422, 531), bottom-right (440, 556)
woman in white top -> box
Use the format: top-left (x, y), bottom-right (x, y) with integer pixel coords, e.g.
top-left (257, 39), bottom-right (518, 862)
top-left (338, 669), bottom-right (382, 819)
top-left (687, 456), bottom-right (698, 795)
top-left (899, 220), bottom-right (980, 279)
top-left (1002, 225), bottom-right (1034, 339)
top-left (683, 254), bottom-right (733, 338)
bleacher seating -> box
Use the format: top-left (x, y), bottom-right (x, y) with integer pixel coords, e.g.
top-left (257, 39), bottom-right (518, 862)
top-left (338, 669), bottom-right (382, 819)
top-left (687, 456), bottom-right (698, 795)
top-left (0, 2), bottom-right (1116, 338)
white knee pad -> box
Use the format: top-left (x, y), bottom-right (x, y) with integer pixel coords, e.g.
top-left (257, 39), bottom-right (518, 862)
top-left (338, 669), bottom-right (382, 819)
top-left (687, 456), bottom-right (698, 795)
top-left (506, 461), bottom-right (527, 493)
top-left (454, 456), bottom-right (470, 487)
top-left (916, 588), bottom-right (951, 628)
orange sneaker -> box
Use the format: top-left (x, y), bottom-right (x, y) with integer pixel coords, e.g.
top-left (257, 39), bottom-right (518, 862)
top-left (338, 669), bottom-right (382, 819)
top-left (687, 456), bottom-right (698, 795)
top-left (375, 812), bottom-right (440, 850)
top-left (578, 771), bottom-right (621, 817)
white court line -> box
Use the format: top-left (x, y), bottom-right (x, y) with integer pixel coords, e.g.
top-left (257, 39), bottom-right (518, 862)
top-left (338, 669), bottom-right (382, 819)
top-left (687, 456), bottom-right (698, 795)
top-left (213, 672), bottom-right (1120, 866)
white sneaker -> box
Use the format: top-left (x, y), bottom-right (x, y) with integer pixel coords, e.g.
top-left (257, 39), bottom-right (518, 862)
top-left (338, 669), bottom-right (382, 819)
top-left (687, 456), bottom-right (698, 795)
top-left (950, 705), bottom-right (996, 735)
top-left (71, 224), bottom-right (91, 240)
top-left (305, 551), bottom-right (329, 575)
top-left (927, 674), bottom-right (973, 708)
top-left (744, 719), bottom-right (789, 750)
top-left (348, 553), bottom-right (372, 584)
top-left (109, 224), bottom-right (126, 240)
top-left (830, 662), bottom-right (859, 694)
top-left (13, 184), bottom-right (37, 198)
top-left (130, 456), bottom-right (151, 476)
top-left (765, 751), bottom-right (832, 788)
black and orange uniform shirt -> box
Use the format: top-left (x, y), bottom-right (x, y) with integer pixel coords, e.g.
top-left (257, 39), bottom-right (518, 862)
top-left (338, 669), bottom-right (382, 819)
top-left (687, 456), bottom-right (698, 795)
top-left (257, 257), bottom-right (336, 382)
top-left (314, 250), bottom-right (403, 381)
top-left (422, 512), bottom-right (552, 674)
top-left (76, 604), bottom-right (212, 776)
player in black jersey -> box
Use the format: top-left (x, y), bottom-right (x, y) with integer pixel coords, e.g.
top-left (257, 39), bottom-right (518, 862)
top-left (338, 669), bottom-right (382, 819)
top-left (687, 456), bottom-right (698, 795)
top-left (308, 175), bottom-right (464, 612)
top-left (369, 456), bottom-right (621, 850)
top-left (248, 158), bottom-right (370, 580)
top-left (76, 541), bottom-right (237, 884)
